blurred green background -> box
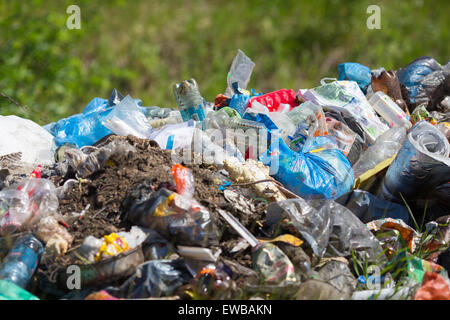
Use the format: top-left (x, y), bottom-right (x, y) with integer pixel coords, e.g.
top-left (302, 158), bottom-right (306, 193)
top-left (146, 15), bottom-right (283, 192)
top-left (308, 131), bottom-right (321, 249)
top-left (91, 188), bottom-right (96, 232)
top-left (0, 0), bottom-right (449, 125)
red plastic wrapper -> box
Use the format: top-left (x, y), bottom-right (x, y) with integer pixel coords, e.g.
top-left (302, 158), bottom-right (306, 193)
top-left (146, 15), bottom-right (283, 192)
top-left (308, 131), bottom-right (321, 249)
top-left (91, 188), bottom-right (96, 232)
top-left (414, 272), bottom-right (450, 300)
top-left (248, 89), bottom-right (298, 112)
top-left (171, 164), bottom-right (195, 199)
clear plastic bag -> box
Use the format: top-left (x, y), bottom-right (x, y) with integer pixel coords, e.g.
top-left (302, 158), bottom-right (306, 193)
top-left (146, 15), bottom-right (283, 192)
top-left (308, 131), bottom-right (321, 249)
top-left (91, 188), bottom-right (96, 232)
top-left (225, 49), bottom-right (255, 98)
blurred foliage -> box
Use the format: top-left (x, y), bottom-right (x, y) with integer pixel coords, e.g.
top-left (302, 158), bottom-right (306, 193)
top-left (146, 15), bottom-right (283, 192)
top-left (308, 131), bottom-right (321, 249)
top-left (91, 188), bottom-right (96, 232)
top-left (0, 0), bottom-right (449, 124)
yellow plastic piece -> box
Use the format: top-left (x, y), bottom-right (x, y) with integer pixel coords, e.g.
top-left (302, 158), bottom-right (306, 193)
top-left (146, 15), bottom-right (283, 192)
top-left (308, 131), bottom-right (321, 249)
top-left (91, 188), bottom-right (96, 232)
top-left (353, 154), bottom-right (397, 190)
top-left (258, 234), bottom-right (304, 247)
top-left (94, 233), bottom-right (129, 262)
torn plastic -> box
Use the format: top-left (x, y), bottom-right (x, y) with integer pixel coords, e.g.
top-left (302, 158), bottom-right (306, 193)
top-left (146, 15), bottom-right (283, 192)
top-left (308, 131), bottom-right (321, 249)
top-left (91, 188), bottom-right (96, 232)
top-left (380, 121), bottom-right (450, 202)
top-left (171, 164), bottom-right (195, 199)
top-left (260, 136), bottom-right (354, 200)
top-left (315, 258), bottom-right (357, 298)
top-left (353, 126), bottom-right (407, 178)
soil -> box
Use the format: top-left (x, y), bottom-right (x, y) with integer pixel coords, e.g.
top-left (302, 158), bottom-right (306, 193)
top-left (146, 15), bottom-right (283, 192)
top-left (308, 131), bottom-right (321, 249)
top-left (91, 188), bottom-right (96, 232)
top-left (40, 135), bottom-right (268, 273)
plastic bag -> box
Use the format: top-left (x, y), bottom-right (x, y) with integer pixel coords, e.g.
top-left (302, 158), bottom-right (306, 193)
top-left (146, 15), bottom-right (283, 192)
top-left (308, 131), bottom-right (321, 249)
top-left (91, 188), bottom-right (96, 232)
top-left (260, 136), bottom-right (354, 200)
top-left (125, 188), bottom-right (220, 247)
top-left (225, 49), bottom-right (255, 98)
top-left (336, 190), bottom-right (411, 225)
top-left (380, 121), bottom-right (450, 202)
top-left (396, 56), bottom-right (442, 107)
top-left (0, 116), bottom-right (56, 166)
top-left (414, 64), bottom-right (450, 111)
top-left (44, 97), bottom-right (114, 148)
top-left (266, 199), bottom-right (383, 260)
top-left (104, 259), bottom-right (191, 299)
top-left (171, 164), bottom-right (195, 199)
top-left (352, 126), bottom-right (407, 178)
top-left (149, 120), bottom-right (196, 151)
top-left (299, 80), bottom-right (389, 143)
top-left (315, 258), bottom-right (357, 297)
top-left (0, 179), bottom-right (59, 235)
top-left (64, 138), bottom-right (136, 178)
top-left (414, 272), bottom-right (450, 300)
top-left (338, 62), bottom-right (372, 93)
top-left (101, 95), bottom-right (153, 139)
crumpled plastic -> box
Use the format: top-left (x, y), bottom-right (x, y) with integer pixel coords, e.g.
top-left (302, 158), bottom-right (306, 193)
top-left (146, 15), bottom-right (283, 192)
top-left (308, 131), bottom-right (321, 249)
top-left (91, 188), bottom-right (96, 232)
top-left (125, 188), bottom-right (220, 247)
top-left (64, 138), bottom-right (136, 178)
top-left (0, 179), bottom-right (59, 235)
top-left (104, 259), bottom-right (191, 299)
top-left (380, 120), bottom-right (450, 202)
top-left (396, 56), bottom-right (442, 108)
top-left (338, 62), bottom-right (372, 93)
top-left (260, 136), bottom-right (354, 200)
top-left (225, 49), bottom-right (255, 98)
top-left (266, 199), bottom-right (383, 260)
top-left (414, 271), bottom-right (450, 300)
top-left (0, 115), bottom-right (56, 166)
top-left (336, 190), bottom-right (411, 225)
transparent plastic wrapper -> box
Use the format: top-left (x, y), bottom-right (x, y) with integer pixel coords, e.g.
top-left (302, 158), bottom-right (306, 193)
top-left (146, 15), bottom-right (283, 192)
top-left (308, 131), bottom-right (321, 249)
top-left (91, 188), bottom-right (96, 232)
top-left (368, 91), bottom-right (412, 129)
top-left (0, 179), bottom-right (59, 235)
top-left (171, 164), bottom-right (195, 199)
top-left (336, 190), bottom-right (411, 225)
top-left (353, 126), bottom-right (407, 178)
top-left (286, 101), bottom-right (328, 139)
top-left (396, 56), bottom-right (442, 107)
top-left (252, 242), bottom-right (299, 287)
top-left (380, 120), bottom-right (450, 202)
top-left (338, 62), bottom-right (372, 93)
top-left (260, 136), bottom-right (354, 200)
top-left (125, 188), bottom-right (220, 247)
top-left (266, 199), bottom-right (383, 260)
top-left (101, 95), bottom-right (153, 139)
top-left (64, 138), bottom-right (136, 178)
top-left (325, 116), bottom-right (357, 158)
top-left (0, 115), bottom-right (56, 166)
top-left (299, 80), bottom-right (389, 143)
top-left (225, 49), bottom-right (255, 98)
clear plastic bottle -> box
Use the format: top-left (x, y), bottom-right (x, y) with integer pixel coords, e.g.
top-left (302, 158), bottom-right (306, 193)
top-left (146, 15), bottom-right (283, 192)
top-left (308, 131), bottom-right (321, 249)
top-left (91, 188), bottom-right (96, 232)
top-left (173, 79), bottom-right (206, 122)
top-left (0, 234), bottom-right (44, 288)
top-left (369, 91), bottom-right (411, 129)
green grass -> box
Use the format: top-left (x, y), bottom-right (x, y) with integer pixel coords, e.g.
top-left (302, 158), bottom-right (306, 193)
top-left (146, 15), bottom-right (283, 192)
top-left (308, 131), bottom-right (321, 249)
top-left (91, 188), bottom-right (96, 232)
top-left (0, 0), bottom-right (449, 125)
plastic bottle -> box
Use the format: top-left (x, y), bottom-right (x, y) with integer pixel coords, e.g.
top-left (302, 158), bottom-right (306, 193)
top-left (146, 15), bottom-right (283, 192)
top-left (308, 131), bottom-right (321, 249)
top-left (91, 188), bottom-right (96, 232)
top-left (369, 91), bottom-right (411, 129)
top-left (0, 279), bottom-right (39, 300)
top-left (173, 79), bottom-right (206, 122)
top-left (0, 234), bottom-right (44, 288)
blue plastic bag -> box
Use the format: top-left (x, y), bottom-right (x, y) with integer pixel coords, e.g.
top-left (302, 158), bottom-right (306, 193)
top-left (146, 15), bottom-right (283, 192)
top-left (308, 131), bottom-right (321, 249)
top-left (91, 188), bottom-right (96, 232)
top-left (260, 136), bottom-right (354, 200)
top-left (338, 63), bottom-right (372, 93)
top-left (396, 56), bottom-right (441, 105)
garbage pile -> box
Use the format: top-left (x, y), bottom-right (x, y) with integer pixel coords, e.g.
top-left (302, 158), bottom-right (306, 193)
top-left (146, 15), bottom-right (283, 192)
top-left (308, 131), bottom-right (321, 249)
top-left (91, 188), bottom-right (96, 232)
top-left (0, 50), bottom-right (449, 300)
